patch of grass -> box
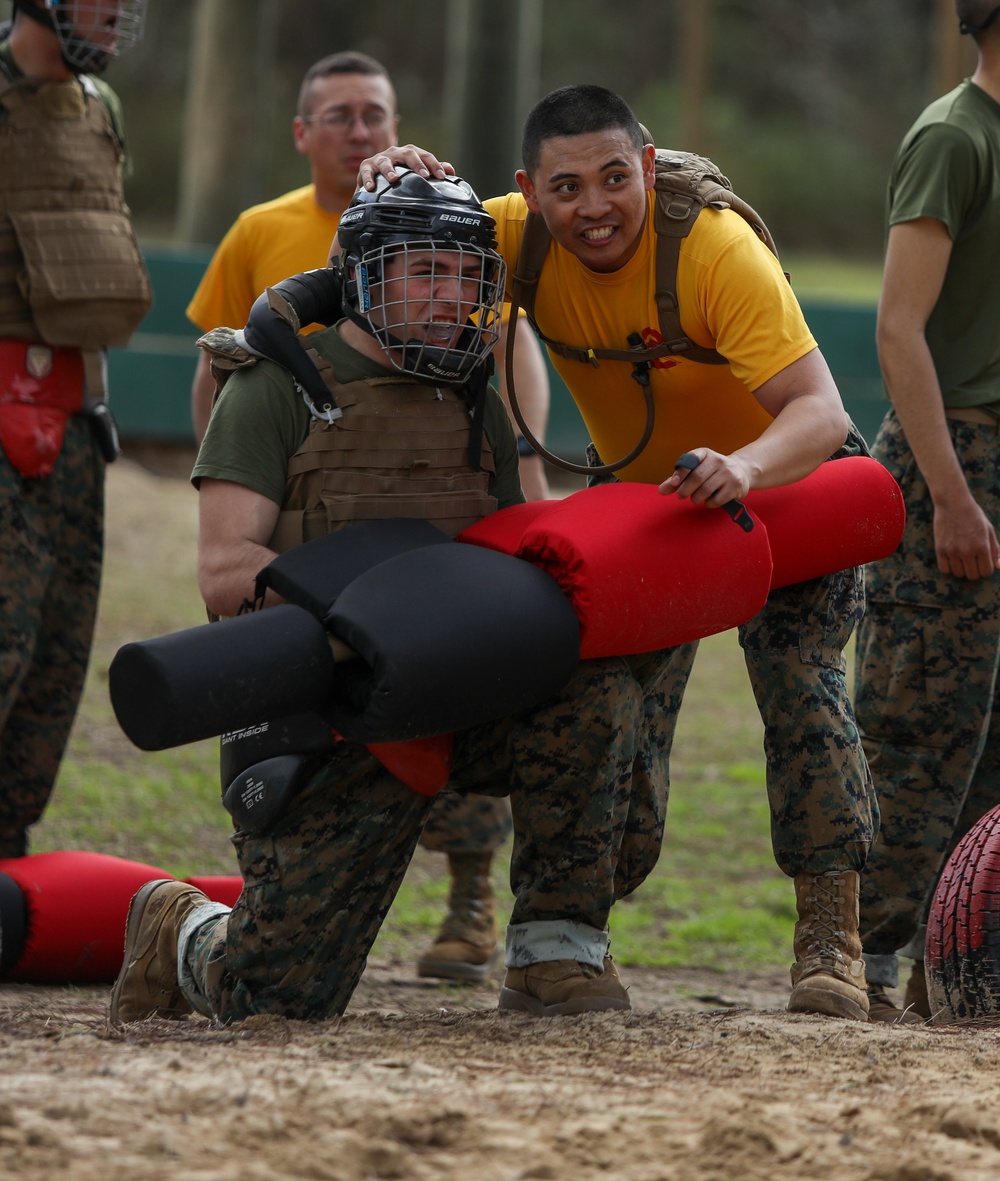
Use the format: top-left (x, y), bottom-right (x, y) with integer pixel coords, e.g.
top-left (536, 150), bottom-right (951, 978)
top-left (42, 745), bottom-right (232, 878)
top-left (612, 633), bottom-right (794, 972)
top-left (610, 762), bottom-right (795, 972)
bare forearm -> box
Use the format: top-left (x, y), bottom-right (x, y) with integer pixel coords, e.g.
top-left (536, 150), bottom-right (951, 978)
top-left (197, 479), bottom-right (284, 617)
top-left (191, 352), bottom-right (217, 448)
top-left (198, 540), bottom-right (282, 619)
top-left (496, 323), bottom-right (550, 439)
top-left (731, 389), bottom-right (848, 491)
top-left (877, 324), bottom-right (969, 508)
top-left (660, 346), bottom-right (849, 504)
top-left (496, 320), bottom-right (551, 500)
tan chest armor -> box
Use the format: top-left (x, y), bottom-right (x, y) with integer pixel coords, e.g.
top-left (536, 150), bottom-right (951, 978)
top-left (268, 345), bottom-right (497, 553)
top-left (0, 64), bottom-right (151, 357)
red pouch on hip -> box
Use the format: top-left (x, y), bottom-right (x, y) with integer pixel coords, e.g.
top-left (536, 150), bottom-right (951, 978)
top-left (0, 342), bottom-right (84, 477)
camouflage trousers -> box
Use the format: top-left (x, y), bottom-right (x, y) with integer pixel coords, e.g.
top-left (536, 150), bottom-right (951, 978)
top-left (854, 410), bottom-right (1000, 973)
top-left (0, 416), bottom-right (103, 857)
top-left (739, 422), bottom-right (878, 876)
top-left (417, 707), bottom-right (514, 863)
top-left (180, 648), bottom-right (684, 1021)
top-left (737, 562), bottom-right (876, 876)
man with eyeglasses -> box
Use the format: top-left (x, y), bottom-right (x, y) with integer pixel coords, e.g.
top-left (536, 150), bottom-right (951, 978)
top-left (187, 52), bottom-right (398, 444)
top-left (186, 51), bottom-right (551, 987)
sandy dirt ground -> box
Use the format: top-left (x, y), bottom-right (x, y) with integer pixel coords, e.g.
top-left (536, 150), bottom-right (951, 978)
top-left (3, 960), bottom-right (1000, 1181)
top-left (3, 459), bottom-right (1000, 1181)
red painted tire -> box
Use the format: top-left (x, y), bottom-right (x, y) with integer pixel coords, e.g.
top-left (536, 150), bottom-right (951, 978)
top-left (926, 803), bottom-right (1000, 1021)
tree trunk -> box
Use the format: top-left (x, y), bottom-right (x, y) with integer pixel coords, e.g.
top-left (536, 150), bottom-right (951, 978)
top-left (444, 0), bottom-right (542, 197)
top-left (677, 0), bottom-right (711, 152)
top-left (175, 0), bottom-right (278, 246)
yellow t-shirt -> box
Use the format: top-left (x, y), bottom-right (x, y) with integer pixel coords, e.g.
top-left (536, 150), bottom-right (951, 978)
top-left (186, 184), bottom-right (342, 332)
top-left (485, 191), bottom-right (817, 484)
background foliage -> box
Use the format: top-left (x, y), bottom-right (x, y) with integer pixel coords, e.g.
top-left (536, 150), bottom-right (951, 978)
top-left (100, 0), bottom-right (953, 258)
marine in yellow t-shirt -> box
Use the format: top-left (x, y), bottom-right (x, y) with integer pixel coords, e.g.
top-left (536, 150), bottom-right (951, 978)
top-left (486, 189), bottom-right (817, 485)
top-left (350, 86), bottom-right (875, 1024)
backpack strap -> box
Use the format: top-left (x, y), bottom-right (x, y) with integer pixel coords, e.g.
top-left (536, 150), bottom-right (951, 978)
top-left (509, 207), bottom-right (549, 338)
top-left (649, 163), bottom-right (728, 367)
top-left (512, 209), bottom-right (692, 367)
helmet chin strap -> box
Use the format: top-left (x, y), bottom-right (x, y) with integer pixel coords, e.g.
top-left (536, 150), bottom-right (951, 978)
top-left (959, 4), bottom-right (1000, 34)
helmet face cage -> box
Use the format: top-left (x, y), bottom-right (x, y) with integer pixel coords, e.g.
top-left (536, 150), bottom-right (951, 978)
top-left (44, 0), bottom-right (146, 73)
top-left (353, 239), bottom-right (507, 385)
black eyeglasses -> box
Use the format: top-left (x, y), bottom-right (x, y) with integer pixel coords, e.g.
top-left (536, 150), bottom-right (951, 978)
top-left (302, 109), bottom-right (391, 132)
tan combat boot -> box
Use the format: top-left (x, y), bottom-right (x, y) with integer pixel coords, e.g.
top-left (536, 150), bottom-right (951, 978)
top-left (788, 870), bottom-right (869, 1021)
top-left (498, 956), bottom-right (631, 1016)
top-left (417, 852), bottom-right (498, 982)
top-left (110, 879), bottom-right (212, 1024)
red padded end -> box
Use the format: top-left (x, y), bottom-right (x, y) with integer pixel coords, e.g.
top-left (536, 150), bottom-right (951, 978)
top-left (524, 485), bottom-right (773, 656)
top-left (0, 851), bottom-right (174, 983)
top-left (743, 457), bottom-right (905, 589)
top-left (459, 460), bottom-right (905, 657)
top-left (457, 500), bottom-right (553, 554)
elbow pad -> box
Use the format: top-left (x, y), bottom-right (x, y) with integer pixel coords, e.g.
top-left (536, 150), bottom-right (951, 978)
top-left (242, 269), bottom-right (344, 411)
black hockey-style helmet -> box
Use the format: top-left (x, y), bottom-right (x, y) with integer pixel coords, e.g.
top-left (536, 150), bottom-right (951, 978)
top-left (335, 168), bottom-right (506, 385)
top-left (337, 168), bottom-right (500, 256)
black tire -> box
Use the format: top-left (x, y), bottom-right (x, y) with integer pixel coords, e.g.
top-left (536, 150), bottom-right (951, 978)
top-left (926, 803), bottom-right (1000, 1021)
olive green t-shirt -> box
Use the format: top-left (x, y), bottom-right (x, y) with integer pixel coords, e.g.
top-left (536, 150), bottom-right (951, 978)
top-left (886, 80), bottom-right (1000, 415)
top-left (191, 323), bottom-right (525, 512)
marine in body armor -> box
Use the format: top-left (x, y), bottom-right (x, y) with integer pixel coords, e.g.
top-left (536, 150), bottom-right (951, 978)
top-left (0, 0), bottom-right (149, 859)
top-left (110, 169), bottom-right (683, 1024)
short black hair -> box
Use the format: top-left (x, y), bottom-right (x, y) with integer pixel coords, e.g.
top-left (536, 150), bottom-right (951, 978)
top-left (521, 85), bottom-right (645, 174)
top-left (297, 52), bottom-right (395, 117)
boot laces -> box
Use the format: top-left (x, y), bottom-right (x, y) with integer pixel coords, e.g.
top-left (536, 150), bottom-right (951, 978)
top-left (802, 874), bottom-right (848, 963)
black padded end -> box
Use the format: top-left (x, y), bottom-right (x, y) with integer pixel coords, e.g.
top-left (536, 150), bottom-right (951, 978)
top-left (0, 873), bottom-right (27, 977)
top-left (109, 605), bottom-right (337, 751)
